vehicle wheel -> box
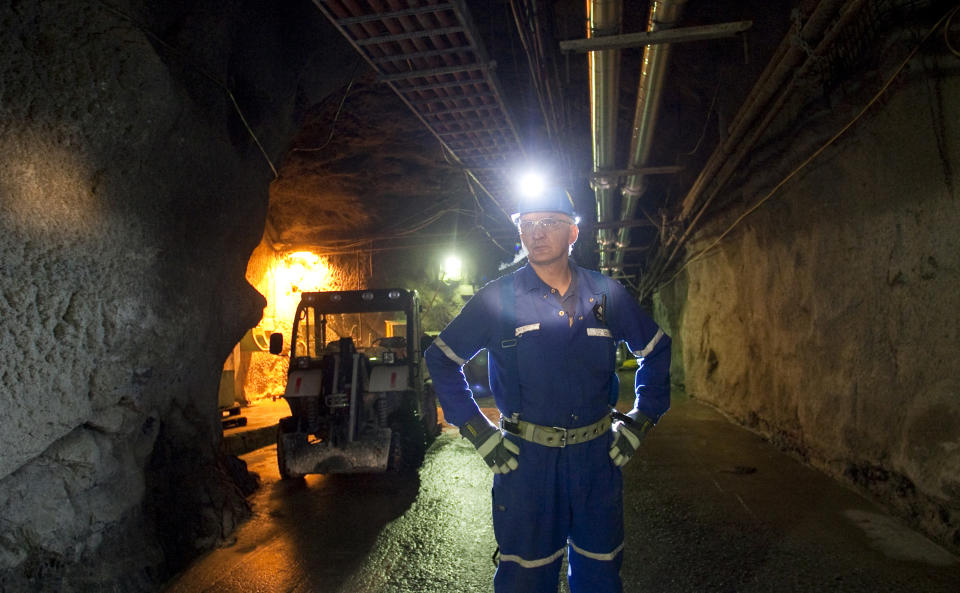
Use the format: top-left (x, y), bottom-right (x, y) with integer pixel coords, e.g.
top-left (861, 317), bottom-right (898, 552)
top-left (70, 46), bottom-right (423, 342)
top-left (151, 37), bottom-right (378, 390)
top-left (387, 425), bottom-right (404, 473)
top-left (422, 384), bottom-right (441, 439)
top-left (387, 409), bottom-right (426, 473)
top-left (277, 416), bottom-right (306, 480)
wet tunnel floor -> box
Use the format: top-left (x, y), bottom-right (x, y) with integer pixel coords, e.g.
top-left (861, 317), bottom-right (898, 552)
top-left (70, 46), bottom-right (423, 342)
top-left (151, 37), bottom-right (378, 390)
top-left (165, 382), bottom-right (959, 593)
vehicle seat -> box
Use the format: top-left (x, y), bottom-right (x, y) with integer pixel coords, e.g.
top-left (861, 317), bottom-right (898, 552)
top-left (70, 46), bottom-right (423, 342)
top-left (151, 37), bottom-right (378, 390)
top-left (322, 338), bottom-right (366, 394)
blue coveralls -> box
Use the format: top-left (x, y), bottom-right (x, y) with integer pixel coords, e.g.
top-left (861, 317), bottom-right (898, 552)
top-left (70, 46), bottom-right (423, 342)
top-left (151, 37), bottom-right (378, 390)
top-left (425, 263), bottom-right (671, 593)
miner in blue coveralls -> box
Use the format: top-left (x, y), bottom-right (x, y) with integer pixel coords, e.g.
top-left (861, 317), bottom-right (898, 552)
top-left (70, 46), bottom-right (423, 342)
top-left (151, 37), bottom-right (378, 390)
top-left (424, 187), bottom-right (671, 593)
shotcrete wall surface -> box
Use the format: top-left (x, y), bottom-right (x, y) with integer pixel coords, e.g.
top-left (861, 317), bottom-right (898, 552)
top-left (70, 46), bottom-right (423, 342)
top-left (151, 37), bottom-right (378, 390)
top-left (657, 63), bottom-right (960, 550)
top-left (0, 1), bottom-right (350, 590)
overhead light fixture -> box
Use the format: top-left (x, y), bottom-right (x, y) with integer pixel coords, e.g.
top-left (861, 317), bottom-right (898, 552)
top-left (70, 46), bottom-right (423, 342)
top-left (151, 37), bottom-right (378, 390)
top-left (442, 254), bottom-right (463, 283)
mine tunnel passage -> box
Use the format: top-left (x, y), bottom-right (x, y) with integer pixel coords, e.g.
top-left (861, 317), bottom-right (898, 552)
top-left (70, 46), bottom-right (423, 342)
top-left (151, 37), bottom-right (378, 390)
top-left (3, 0), bottom-right (959, 590)
top-left (174, 378), bottom-right (960, 593)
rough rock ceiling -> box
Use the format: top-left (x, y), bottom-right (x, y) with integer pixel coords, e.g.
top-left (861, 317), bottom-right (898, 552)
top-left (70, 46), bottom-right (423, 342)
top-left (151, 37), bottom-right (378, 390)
top-left (269, 79), bottom-right (475, 247)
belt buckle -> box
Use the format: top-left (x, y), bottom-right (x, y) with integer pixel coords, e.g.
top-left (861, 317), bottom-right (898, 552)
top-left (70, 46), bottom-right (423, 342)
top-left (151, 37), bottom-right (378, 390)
top-left (552, 426), bottom-right (568, 448)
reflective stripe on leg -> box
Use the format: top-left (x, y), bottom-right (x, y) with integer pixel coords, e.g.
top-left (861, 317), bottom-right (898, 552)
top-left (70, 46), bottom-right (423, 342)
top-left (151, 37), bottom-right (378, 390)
top-left (568, 539), bottom-right (624, 562)
top-left (567, 539), bottom-right (624, 593)
top-left (498, 546), bottom-right (566, 568)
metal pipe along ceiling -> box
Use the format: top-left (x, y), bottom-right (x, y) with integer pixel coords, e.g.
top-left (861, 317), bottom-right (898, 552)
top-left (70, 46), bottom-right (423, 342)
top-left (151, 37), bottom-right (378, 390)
top-left (611, 0), bottom-right (686, 273)
top-left (587, 0), bottom-right (623, 273)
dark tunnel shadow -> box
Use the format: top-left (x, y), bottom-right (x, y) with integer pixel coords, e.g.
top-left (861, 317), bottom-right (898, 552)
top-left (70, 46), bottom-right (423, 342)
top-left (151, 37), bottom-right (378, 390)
top-left (263, 469), bottom-right (421, 590)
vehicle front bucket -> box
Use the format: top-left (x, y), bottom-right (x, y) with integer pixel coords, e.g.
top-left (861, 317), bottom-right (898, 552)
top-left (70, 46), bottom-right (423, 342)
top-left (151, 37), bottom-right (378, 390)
top-left (280, 428), bottom-right (392, 474)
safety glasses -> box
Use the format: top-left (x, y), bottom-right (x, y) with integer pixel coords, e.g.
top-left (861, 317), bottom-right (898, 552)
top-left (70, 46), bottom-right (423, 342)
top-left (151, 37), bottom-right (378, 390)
top-left (517, 217), bottom-right (573, 234)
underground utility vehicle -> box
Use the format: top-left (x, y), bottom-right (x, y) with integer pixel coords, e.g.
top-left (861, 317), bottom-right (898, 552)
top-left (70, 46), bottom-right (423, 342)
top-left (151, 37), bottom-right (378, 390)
top-left (269, 289), bottom-right (440, 478)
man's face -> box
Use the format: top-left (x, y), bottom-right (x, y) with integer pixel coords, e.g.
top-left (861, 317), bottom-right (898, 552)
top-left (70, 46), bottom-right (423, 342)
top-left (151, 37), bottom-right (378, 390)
top-left (517, 212), bottom-right (579, 266)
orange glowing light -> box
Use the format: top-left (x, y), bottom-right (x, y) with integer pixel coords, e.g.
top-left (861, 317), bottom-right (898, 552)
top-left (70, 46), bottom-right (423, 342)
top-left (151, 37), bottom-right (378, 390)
top-left (280, 251), bottom-right (329, 293)
top-left (269, 251), bottom-right (333, 325)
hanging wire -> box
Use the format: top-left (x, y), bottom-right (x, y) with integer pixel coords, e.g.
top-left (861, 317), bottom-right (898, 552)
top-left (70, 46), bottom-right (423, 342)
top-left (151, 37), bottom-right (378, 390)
top-left (96, 1), bottom-right (279, 178)
top-left (439, 143), bottom-right (514, 224)
top-left (654, 4), bottom-right (960, 296)
top-left (508, 0), bottom-right (576, 177)
top-left (292, 60), bottom-right (363, 153)
top-left (318, 208), bottom-right (466, 251)
top-left (945, 5), bottom-right (960, 57)
top-left (681, 79), bottom-right (723, 157)
top-left (463, 174), bottom-right (512, 254)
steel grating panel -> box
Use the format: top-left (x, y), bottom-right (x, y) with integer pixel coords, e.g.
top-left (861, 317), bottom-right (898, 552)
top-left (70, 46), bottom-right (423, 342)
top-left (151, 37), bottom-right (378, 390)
top-left (312, 0), bottom-right (525, 224)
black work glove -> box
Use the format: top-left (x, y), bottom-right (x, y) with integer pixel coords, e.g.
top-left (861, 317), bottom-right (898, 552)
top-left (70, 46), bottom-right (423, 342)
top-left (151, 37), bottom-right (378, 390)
top-left (460, 414), bottom-right (519, 474)
top-left (609, 410), bottom-right (654, 467)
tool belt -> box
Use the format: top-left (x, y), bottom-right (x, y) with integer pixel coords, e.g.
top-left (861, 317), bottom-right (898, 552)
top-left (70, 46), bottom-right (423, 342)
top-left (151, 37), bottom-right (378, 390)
top-left (499, 415), bottom-right (611, 448)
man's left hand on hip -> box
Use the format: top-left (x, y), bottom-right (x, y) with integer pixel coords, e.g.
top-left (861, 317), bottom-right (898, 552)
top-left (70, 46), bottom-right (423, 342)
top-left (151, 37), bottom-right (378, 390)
top-left (609, 411), bottom-right (655, 467)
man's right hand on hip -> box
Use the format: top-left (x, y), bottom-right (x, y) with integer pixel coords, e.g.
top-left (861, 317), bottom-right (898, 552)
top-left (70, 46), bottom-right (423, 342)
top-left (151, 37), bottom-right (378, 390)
top-left (460, 414), bottom-right (519, 474)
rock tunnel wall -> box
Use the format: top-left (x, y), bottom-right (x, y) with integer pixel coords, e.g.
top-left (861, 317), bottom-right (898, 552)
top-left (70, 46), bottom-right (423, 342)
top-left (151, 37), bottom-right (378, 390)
top-left (0, 1), bottom-right (353, 590)
top-left (656, 55), bottom-right (960, 551)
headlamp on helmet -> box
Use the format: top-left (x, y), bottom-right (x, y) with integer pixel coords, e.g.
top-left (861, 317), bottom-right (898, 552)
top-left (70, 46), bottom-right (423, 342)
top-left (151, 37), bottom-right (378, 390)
top-left (510, 187), bottom-right (579, 224)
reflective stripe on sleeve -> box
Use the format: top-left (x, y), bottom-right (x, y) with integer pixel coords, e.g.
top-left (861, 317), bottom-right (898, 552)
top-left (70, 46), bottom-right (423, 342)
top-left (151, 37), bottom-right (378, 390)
top-left (434, 337), bottom-right (466, 366)
top-left (498, 546), bottom-right (565, 568)
top-left (568, 539), bottom-right (624, 562)
top-left (634, 328), bottom-right (664, 358)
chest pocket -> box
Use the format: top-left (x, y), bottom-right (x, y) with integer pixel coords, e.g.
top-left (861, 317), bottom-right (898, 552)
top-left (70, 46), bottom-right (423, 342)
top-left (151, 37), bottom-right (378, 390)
top-left (583, 324), bottom-right (617, 382)
top-left (513, 317), bottom-right (550, 384)
top-left (586, 326), bottom-right (615, 356)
